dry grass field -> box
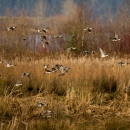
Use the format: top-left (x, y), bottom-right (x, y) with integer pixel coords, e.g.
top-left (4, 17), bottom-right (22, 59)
top-left (0, 56), bottom-right (130, 130)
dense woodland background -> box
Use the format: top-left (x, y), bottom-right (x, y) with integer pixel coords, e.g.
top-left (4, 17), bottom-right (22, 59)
top-left (0, 0), bottom-right (127, 16)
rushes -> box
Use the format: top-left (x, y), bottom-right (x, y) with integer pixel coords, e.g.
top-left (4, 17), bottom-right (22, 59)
top-left (0, 56), bottom-right (130, 129)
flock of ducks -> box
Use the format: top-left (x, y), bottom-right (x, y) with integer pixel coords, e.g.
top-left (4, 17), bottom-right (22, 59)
top-left (6, 26), bottom-right (63, 49)
top-left (44, 63), bottom-right (70, 76)
top-left (2, 57), bottom-right (130, 95)
top-left (0, 59), bottom-right (31, 87)
top-left (0, 59), bottom-right (71, 87)
top-left (35, 28), bottom-right (56, 48)
top-left (6, 26), bottom-right (121, 54)
top-left (14, 72), bottom-right (31, 87)
top-left (67, 29), bottom-right (121, 57)
top-left (37, 100), bottom-right (53, 119)
top-left (6, 25), bottom-right (130, 94)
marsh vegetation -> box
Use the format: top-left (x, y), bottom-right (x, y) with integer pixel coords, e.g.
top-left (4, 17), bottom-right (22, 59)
top-left (0, 1), bottom-right (130, 130)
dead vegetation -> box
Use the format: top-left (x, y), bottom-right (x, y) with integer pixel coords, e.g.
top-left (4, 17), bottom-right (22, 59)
top-left (0, 57), bottom-right (130, 129)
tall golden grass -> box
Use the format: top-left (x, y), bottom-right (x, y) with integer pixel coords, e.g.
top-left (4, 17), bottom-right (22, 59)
top-left (0, 56), bottom-right (130, 129)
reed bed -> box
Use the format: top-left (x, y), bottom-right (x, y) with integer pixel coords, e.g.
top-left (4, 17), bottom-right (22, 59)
top-left (0, 56), bottom-right (130, 130)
